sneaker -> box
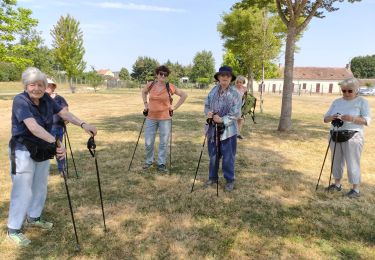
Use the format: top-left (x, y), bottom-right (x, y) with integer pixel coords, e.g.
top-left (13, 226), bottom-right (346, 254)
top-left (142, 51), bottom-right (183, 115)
top-left (142, 163), bottom-right (152, 170)
top-left (224, 182), bottom-right (235, 192)
top-left (237, 135), bottom-right (243, 139)
top-left (346, 189), bottom-right (360, 199)
top-left (7, 231), bottom-right (31, 246)
top-left (25, 217), bottom-right (53, 230)
top-left (326, 184), bottom-right (342, 192)
top-left (157, 164), bottom-right (168, 172)
top-left (203, 179), bottom-right (217, 188)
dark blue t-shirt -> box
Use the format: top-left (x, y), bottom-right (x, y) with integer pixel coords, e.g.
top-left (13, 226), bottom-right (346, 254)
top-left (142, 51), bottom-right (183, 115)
top-left (11, 91), bottom-right (63, 149)
top-left (52, 95), bottom-right (68, 128)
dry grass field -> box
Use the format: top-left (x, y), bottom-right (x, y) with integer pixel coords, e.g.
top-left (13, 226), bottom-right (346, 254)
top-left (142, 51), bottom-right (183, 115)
top-left (0, 83), bottom-right (374, 259)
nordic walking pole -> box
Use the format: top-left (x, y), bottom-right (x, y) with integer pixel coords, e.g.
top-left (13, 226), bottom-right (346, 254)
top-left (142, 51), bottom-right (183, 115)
top-left (215, 123), bottom-right (219, 197)
top-left (64, 125), bottom-right (79, 178)
top-left (128, 110), bottom-right (147, 171)
top-left (87, 134), bottom-right (107, 232)
top-left (315, 134), bottom-right (333, 191)
top-left (170, 117), bottom-right (172, 171)
top-left (191, 126), bottom-right (209, 193)
top-left (56, 139), bottom-right (80, 252)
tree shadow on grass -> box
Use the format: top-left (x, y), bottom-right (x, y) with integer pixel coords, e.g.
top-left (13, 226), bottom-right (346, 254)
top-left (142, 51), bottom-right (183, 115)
top-left (3, 114), bottom-right (374, 259)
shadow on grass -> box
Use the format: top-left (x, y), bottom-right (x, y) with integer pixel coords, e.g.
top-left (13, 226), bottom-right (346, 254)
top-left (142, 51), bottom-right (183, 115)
top-left (2, 108), bottom-right (374, 259)
top-left (4, 133), bottom-right (374, 259)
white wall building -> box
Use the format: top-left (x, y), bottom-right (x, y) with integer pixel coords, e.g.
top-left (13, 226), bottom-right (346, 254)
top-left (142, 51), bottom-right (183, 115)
top-left (255, 67), bottom-right (353, 94)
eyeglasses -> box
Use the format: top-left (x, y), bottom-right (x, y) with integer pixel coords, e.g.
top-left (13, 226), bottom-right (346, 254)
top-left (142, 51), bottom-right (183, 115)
top-left (158, 72), bottom-right (168, 77)
top-left (342, 89), bottom-right (353, 94)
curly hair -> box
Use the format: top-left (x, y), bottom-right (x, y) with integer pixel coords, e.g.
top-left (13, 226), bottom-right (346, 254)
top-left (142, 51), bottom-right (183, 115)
top-left (155, 65), bottom-right (170, 76)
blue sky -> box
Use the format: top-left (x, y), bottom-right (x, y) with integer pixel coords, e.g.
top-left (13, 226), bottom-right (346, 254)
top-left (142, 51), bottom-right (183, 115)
top-left (18, 0), bottom-right (375, 72)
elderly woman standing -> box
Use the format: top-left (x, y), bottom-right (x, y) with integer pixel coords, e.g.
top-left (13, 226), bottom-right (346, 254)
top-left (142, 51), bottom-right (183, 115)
top-left (234, 76), bottom-right (247, 139)
top-left (203, 66), bottom-right (241, 192)
top-left (324, 78), bottom-right (371, 198)
top-left (7, 67), bottom-right (97, 246)
top-left (141, 65), bottom-right (187, 172)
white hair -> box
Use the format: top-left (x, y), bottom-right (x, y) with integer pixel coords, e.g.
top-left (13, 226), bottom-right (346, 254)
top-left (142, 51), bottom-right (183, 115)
top-left (235, 75), bottom-right (246, 84)
top-left (339, 78), bottom-right (360, 89)
top-left (22, 67), bottom-right (48, 89)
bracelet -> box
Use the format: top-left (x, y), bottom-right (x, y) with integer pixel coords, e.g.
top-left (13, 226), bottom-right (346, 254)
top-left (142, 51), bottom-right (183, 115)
top-left (80, 122), bottom-right (86, 128)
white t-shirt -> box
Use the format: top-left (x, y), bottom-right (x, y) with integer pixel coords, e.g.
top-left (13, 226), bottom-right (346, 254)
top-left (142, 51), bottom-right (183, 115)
top-left (324, 96), bottom-right (371, 132)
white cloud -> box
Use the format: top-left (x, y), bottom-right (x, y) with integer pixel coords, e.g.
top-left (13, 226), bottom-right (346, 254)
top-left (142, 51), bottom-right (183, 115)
top-left (88, 2), bottom-right (186, 13)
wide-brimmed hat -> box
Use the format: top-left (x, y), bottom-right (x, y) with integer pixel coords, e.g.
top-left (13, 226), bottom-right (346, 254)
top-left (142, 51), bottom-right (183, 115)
top-left (214, 66), bottom-right (236, 82)
top-left (47, 78), bottom-right (56, 86)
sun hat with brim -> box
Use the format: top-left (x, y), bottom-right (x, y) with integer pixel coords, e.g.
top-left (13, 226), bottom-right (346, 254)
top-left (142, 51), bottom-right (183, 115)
top-left (214, 66), bottom-right (236, 82)
top-left (47, 78), bottom-right (56, 86)
top-left (339, 78), bottom-right (360, 90)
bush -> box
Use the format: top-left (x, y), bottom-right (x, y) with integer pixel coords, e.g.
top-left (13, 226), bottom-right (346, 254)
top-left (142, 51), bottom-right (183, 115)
top-left (0, 62), bottom-right (21, 81)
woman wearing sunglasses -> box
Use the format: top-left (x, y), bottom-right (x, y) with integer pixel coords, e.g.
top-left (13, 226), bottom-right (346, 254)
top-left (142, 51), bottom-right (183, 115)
top-left (323, 78), bottom-right (371, 198)
top-left (141, 65), bottom-right (187, 172)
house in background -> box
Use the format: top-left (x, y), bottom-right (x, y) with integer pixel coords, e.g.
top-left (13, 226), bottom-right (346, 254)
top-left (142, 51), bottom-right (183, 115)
top-left (258, 66), bottom-right (353, 94)
top-left (97, 69), bottom-right (115, 79)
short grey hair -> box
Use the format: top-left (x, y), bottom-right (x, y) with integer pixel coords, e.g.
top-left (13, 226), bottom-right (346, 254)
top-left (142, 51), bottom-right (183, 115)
top-left (235, 75), bottom-right (246, 84)
top-left (339, 78), bottom-right (360, 90)
top-left (22, 67), bottom-right (48, 89)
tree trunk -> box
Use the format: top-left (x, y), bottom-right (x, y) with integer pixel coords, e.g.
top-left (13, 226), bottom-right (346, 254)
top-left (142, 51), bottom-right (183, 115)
top-left (278, 25), bottom-right (296, 131)
top-left (246, 69), bottom-right (254, 94)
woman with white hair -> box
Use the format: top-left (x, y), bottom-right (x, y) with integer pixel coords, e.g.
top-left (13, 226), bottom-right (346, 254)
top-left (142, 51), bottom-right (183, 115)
top-left (7, 67), bottom-right (97, 246)
top-left (323, 78), bottom-right (371, 198)
top-left (234, 76), bottom-right (247, 139)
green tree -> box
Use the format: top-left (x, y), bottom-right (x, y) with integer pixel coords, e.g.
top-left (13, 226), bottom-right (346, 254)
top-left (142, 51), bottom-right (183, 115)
top-left (119, 67), bottom-right (130, 80)
top-left (351, 55), bottom-right (375, 78)
top-left (165, 60), bottom-right (185, 85)
top-left (236, 0), bottom-right (361, 131)
top-left (85, 66), bottom-right (103, 92)
top-left (131, 56), bottom-right (159, 83)
top-left (190, 50), bottom-right (215, 83)
top-left (51, 14), bottom-right (86, 92)
top-left (0, 0), bottom-right (38, 70)
top-left (19, 29), bottom-right (56, 75)
top-left (218, 7), bottom-right (283, 94)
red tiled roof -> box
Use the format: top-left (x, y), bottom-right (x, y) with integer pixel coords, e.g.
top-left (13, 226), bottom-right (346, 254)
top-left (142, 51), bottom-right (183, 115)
top-left (281, 67), bottom-right (353, 80)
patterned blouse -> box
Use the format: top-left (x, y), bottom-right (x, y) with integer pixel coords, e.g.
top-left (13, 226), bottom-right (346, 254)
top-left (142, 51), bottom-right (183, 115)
top-left (204, 84), bottom-right (241, 140)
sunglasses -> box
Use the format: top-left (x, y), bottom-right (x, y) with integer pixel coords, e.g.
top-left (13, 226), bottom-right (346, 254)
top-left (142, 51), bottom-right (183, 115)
top-left (219, 72), bottom-right (232, 78)
top-left (158, 72), bottom-right (168, 77)
top-left (342, 89), bottom-right (353, 94)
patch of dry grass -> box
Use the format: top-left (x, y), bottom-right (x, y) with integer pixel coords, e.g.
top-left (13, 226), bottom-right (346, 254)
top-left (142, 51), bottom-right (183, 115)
top-left (0, 87), bottom-right (374, 259)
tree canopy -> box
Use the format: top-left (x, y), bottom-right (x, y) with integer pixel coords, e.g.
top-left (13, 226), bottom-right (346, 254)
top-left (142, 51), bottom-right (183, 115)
top-left (218, 6), bottom-right (283, 93)
top-left (0, 0), bottom-right (38, 70)
top-left (131, 56), bottom-right (159, 83)
top-left (51, 14), bottom-right (86, 90)
top-left (236, 0), bottom-right (361, 131)
top-left (351, 55), bottom-right (375, 79)
top-left (119, 67), bottom-right (130, 80)
top-left (190, 50), bottom-right (215, 83)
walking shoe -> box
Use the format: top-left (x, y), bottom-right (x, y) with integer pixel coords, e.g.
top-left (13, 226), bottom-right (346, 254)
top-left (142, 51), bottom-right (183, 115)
top-left (326, 184), bottom-right (342, 192)
top-left (7, 231), bottom-right (31, 246)
top-left (142, 163), bottom-right (152, 170)
top-left (346, 189), bottom-right (360, 199)
top-left (157, 164), bottom-right (168, 172)
top-left (224, 182), bottom-right (235, 192)
top-left (203, 179), bottom-right (217, 188)
top-left (25, 217), bottom-right (53, 230)
top-left (237, 135), bottom-right (243, 139)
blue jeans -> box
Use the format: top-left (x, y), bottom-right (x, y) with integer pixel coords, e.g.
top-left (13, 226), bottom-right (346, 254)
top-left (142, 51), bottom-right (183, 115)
top-left (207, 134), bottom-right (237, 182)
top-left (51, 127), bottom-right (65, 172)
top-left (144, 119), bottom-right (171, 165)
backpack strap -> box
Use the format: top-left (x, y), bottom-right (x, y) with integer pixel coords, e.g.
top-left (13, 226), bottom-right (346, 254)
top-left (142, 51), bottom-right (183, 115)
top-left (10, 137), bottom-right (17, 175)
top-left (147, 81), bottom-right (156, 92)
top-left (166, 82), bottom-right (173, 105)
